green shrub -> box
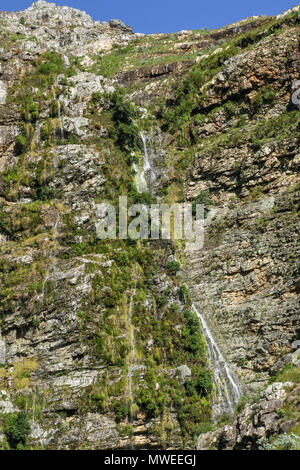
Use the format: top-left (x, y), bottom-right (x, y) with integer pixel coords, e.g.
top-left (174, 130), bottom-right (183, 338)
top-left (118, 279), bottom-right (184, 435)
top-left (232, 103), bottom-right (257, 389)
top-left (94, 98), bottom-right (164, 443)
top-left (196, 422), bottom-right (214, 434)
top-left (185, 379), bottom-right (197, 396)
top-left (269, 364), bottom-right (300, 384)
top-left (21, 98), bottom-right (39, 123)
top-left (91, 44), bottom-right (133, 78)
top-left (29, 102), bottom-right (39, 122)
top-left (167, 261), bottom-right (181, 275)
top-left (182, 309), bottom-right (206, 360)
top-left (252, 85), bottom-right (276, 113)
top-left (223, 101), bottom-right (238, 118)
top-left (35, 185), bottom-right (54, 202)
top-left (114, 252), bottom-right (129, 266)
top-left (59, 77), bottom-right (69, 86)
top-left (185, 370), bottom-right (212, 397)
top-left (179, 284), bottom-right (190, 303)
top-left (162, 43), bottom-right (240, 133)
top-left (128, 185), bottom-right (157, 205)
top-left (15, 135), bottom-right (28, 155)
top-left (113, 399), bottom-right (129, 421)
top-left (153, 348), bottom-right (161, 364)
top-left (235, 395), bottom-right (248, 414)
top-left (116, 122), bottom-right (140, 150)
top-left (91, 390), bottom-right (107, 412)
top-left (118, 425), bottom-right (133, 437)
top-left (127, 153), bottom-right (139, 166)
top-left (250, 111), bottom-right (300, 150)
top-left (4, 412), bottom-right (31, 450)
top-left (258, 433), bottom-right (300, 450)
top-left (192, 190), bottom-right (214, 217)
top-left (49, 100), bottom-right (59, 118)
top-left (137, 387), bottom-right (162, 418)
top-left (2, 166), bottom-right (19, 183)
top-left (40, 123), bottom-right (50, 142)
top-left (108, 89), bottom-right (140, 152)
top-left (156, 294), bottom-right (168, 307)
top-left (38, 51), bottom-right (64, 77)
top-left (196, 369), bottom-right (212, 396)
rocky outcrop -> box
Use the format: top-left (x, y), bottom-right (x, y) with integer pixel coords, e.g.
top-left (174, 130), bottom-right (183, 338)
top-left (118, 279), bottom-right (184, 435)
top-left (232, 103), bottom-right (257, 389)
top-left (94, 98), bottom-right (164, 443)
top-left (196, 380), bottom-right (300, 450)
top-left (116, 60), bottom-right (194, 85)
top-left (0, 0), bottom-right (134, 56)
top-left (197, 29), bottom-right (300, 114)
top-left (277, 4), bottom-right (300, 19)
top-left (182, 17), bottom-right (300, 395)
top-left (185, 190), bottom-right (300, 391)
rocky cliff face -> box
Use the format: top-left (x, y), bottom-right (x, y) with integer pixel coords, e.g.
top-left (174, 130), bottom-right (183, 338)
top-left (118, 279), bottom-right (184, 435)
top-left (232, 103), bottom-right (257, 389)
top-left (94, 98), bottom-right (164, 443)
top-left (0, 0), bottom-right (133, 56)
top-left (0, 1), bottom-right (299, 450)
top-left (196, 380), bottom-right (300, 450)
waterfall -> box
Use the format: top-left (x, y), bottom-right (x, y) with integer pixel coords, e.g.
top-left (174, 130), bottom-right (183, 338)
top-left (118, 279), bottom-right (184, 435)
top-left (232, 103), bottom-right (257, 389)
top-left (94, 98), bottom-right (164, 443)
top-left (130, 128), bottom-right (240, 423)
top-left (140, 131), bottom-right (151, 179)
top-left (132, 129), bottom-right (240, 419)
top-left (192, 304), bottom-right (241, 419)
top-left (133, 131), bottom-right (154, 193)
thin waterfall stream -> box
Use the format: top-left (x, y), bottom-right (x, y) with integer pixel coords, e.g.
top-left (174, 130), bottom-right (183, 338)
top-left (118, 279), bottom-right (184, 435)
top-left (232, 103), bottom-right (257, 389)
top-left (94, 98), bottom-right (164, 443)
top-left (132, 131), bottom-right (241, 419)
top-left (133, 131), bottom-right (155, 193)
top-left (192, 304), bottom-right (241, 418)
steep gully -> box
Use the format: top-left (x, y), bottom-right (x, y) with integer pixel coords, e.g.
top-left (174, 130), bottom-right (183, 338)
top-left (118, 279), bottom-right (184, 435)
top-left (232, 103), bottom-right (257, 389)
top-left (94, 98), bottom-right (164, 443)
top-left (133, 131), bottom-right (241, 419)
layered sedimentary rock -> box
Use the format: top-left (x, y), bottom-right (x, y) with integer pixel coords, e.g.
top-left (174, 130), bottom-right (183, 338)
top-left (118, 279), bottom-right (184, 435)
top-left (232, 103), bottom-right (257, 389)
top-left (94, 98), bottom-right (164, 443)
top-left (0, 1), bottom-right (299, 450)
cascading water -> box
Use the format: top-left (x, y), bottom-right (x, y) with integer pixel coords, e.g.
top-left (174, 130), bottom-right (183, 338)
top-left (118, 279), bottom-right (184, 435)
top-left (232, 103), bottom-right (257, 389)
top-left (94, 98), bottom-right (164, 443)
top-left (132, 129), bottom-right (240, 419)
top-left (132, 129), bottom-right (240, 418)
top-left (133, 131), bottom-right (154, 193)
top-left (192, 304), bottom-right (241, 419)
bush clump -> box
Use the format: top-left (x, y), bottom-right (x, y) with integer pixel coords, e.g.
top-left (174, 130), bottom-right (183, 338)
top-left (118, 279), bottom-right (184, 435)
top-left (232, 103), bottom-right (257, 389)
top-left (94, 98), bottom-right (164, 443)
top-left (108, 89), bottom-right (140, 152)
top-left (167, 261), bottom-right (181, 275)
top-left (4, 412), bottom-right (31, 450)
top-left (113, 399), bottom-right (129, 421)
top-left (258, 433), bottom-right (300, 451)
top-left (15, 135), bottom-right (28, 155)
top-left (182, 309), bottom-right (206, 360)
top-left (252, 85), bottom-right (276, 113)
top-left (192, 190), bottom-right (214, 217)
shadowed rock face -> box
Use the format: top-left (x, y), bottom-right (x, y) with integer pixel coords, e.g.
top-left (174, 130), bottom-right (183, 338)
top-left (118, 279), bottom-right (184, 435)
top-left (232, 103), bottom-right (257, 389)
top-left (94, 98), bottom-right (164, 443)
top-left (0, 0), bottom-right (299, 450)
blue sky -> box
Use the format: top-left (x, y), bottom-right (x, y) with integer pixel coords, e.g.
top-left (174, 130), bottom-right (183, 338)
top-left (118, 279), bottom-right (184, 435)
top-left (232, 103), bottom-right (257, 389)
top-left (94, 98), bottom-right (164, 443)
top-left (1, 0), bottom-right (297, 34)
